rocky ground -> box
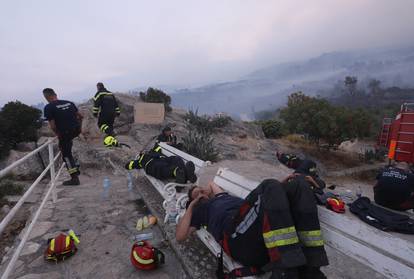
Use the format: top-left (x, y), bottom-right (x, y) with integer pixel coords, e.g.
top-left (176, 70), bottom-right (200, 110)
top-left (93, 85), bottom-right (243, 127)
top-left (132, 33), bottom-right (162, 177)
top-left (0, 94), bottom-right (395, 278)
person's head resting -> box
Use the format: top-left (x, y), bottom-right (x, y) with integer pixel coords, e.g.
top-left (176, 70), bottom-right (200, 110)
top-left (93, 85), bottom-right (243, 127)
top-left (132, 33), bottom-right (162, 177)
top-left (162, 126), bottom-right (172, 136)
top-left (185, 186), bottom-right (208, 209)
top-left (42, 88), bottom-right (57, 103)
top-left (295, 160), bottom-right (318, 177)
top-left (96, 82), bottom-right (106, 91)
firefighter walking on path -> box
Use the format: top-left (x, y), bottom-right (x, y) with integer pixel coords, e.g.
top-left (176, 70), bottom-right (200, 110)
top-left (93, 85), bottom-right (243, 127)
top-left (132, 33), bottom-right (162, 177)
top-left (43, 88), bottom-right (83, 185)
top-left (92, 82), bottom-right (121, 147)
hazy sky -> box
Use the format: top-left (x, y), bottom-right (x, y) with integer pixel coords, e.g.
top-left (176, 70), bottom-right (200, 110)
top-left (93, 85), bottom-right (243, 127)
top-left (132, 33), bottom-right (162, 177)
top-left (1, 0), bottom-right (414, 105)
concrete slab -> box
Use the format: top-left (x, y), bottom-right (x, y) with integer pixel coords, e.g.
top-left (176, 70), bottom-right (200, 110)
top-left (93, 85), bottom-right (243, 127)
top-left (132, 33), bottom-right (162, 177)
top-left (20, 242), bottom-right (41, 256)
top-left (28, 222), bottom-right (54, 240)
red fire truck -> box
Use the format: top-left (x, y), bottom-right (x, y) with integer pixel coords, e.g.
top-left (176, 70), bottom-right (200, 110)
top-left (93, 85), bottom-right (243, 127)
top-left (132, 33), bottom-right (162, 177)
top-left (378, 103), bottom-right (414, 163)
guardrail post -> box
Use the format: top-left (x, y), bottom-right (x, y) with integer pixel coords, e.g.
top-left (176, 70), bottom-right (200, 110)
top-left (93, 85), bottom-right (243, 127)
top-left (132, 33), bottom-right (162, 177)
top-left (48, 142), bottom-right (56, 203)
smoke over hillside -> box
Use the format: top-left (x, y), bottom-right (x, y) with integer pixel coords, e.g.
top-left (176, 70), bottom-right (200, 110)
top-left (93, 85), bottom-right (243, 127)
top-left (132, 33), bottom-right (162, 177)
top-left (171, 46), bottom-right (414, 118)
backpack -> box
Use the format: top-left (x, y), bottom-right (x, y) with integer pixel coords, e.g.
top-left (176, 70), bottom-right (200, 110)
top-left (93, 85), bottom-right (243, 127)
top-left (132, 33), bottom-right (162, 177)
top-left (44, 233), bottom-right (77, 262)
top-left (130, 241), bottom-right (165, 270)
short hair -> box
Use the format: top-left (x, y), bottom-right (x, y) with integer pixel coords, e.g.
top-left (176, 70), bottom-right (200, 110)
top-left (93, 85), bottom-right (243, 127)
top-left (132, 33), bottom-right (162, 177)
top-left (185, 186), bottom-right (197, 209)
top-left (162, 126), bottom-right (172, 133)
top-left (43, 88), bottom-right (56, 97)
top-left (97, 82), bottom-right (105, 90)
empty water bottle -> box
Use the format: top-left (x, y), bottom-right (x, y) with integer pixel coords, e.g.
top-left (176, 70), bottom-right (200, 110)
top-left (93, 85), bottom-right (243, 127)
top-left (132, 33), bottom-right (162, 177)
top-left (127, 172), bottom-right (133, 192)
top-left (102, 177), bottom-right (111, 200)
top-left (134, 232), bottom-right (154, 242)
top-left (165, 196), bottom-right (178, 225)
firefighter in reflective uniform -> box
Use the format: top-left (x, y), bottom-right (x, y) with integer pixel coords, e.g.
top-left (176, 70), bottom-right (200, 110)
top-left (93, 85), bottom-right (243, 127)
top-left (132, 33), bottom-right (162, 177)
top-left (125, 150), bottom-right (197, 184)
top-left (92, 82), bottom-right (121, 147)
top-left (176, 177), bottom-right (329, 279)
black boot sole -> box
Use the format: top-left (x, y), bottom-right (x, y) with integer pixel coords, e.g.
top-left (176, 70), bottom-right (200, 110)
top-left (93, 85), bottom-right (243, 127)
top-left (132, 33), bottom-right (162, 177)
top-left (185, 162), bottom-right (197, 183)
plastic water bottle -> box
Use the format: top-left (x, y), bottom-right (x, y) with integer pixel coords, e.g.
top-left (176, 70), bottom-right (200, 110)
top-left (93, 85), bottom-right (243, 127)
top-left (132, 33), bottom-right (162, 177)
top-left (167, 196), bottom-right (178, 224)
top-left (127, 172), bottom-right (133, 192)
top-left (134, 232), bottom-right (154, 242)
top-left (102, 177), bottom-right (111, 200)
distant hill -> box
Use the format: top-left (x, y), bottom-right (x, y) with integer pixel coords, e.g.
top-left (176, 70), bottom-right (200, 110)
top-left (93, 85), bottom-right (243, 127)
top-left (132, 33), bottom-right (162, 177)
top-left (171, 46), bottom-right (414, 118)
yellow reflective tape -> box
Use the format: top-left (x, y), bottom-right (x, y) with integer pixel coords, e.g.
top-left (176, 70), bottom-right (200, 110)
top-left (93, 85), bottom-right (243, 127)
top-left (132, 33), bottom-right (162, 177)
top-left (100, 124), bottom-right (109, 131)
top-left (128, 161), bottom-right (135, 170)
top-left (133, 250), bottom-right (154, 265)
top-left (264, 236), bottom-right (299, 248)
top-left (154, 146), bottom-right (162, 152)
top-left (93, 92), bottom-right (113, 101)
top-left (173, 167), bottom-right (178, 177)
top-left (263, 226), bottom-right (296, 239)
top-left (66, 236), bottom-right (71, 247)
top-left (68, 168), bottom-right (78, 174)
top-left (50, 239), bottom-right (55, 252)
top-left (298, 230), bottom-right (322, 237)
top-left (138, 154), bottom-right (145, 167)
top-left (302, 240), bottom-right (324, 247)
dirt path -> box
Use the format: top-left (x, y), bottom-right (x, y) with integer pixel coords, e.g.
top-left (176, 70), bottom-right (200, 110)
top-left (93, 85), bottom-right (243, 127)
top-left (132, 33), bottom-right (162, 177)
top-left (0, 171), bottom-right (188, 279)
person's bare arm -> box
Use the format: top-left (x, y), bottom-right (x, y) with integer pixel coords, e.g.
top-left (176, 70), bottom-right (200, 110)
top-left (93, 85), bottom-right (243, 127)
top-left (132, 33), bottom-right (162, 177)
top-left (76, 112), bottom-right (83, 124)
top-left (305, 176), bottom-right (321, 189)
top-left (176, 195), bottom-right (206, 242)
top-left (48, 120), bottom-right (57, 135)
top-left (207, 181), bottom-right (224, 197)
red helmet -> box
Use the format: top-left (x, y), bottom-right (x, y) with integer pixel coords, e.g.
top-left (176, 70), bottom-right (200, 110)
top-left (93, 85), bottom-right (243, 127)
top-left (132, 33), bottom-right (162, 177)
top-left (130, 241), bottom-right (165, 270)
top-left (326, 198), bottom-right (345, 213)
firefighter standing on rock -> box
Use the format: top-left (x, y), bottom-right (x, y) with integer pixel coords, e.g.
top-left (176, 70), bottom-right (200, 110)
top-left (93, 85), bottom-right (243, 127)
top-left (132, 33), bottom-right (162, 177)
top-left (92, 82), bottom-right (121, 147)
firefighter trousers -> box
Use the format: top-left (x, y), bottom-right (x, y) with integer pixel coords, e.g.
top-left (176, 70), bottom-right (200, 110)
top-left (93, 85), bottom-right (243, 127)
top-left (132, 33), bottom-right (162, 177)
top-left (58, 129), bottom-right (80, 176)
top-left (98, 112), bottom-right (115, 136)
top-left (145, 156), bottom-right (185, 180)
top-left (227, 178), bottom-right (329, 271)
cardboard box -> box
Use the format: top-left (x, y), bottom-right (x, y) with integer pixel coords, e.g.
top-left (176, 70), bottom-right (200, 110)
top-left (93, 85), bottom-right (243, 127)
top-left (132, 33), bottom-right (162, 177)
top-left (134, 103), bottom-right (165, 124)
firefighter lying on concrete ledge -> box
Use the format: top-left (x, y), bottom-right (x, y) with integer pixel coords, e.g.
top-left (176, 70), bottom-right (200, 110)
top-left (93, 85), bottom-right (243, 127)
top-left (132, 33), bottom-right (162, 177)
top-left (176, 177), bottom-right (329, 279)
top-left (125, 150), bottom-right (197, 184)
top-left (374, 161), bottom-right (414, 211)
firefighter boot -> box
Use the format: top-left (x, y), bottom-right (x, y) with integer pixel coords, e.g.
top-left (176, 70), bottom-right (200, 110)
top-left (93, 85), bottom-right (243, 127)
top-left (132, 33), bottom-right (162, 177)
top-left (298, 266), bottom-right (326, 279)
top-left (175, 168), bottom-right (187, 184)
top-left (185, 161), bottom-right (197, 183)
top-left (62, 174), bottom-right (80, 186)
top-left (270, 268), bottom-right (299, 279)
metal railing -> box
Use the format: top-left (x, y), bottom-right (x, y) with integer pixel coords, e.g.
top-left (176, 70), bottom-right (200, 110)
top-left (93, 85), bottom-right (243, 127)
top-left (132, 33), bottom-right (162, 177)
top-left (0, 137), bottom-right (64, 279)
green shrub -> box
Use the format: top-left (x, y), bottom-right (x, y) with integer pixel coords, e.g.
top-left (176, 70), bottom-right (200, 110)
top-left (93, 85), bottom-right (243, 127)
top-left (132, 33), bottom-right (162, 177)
top-left (0, 101), bottom-right (42, 159)
top-left (184, 110), bottom-right (231, 134)
top-left (255, 120), bottom-right (285, 139)
top-left (0, 179), bottom-right (24, 200)
top-left (279, 92), bottom-right (374, 146)
top-left (182, 110), bottom-right (224, 162)
top-left (182, 129), bottom-right (219, 162)
top-left (359, 149), bottom-right (387, 163)
top-left (139, 87), bottom-right (172, 112)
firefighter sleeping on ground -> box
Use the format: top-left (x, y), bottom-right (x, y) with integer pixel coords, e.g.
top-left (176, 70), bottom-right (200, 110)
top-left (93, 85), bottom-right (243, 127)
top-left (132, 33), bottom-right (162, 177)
top-left (125, 148), bottom-right (197, 184)
top-left (92, 82), bottom-right (121, 147)
top-left (176, 176), bottom-right (329, 279)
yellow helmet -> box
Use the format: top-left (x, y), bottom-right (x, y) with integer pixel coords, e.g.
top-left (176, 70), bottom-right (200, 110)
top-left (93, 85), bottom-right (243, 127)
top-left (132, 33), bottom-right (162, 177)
top-left (104, 136), bottom-right (118, 147)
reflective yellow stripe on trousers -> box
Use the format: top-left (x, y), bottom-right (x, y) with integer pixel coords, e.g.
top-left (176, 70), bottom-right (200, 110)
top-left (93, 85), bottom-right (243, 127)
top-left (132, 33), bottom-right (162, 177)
top-left (263, 226), bottom-right (299, 248)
